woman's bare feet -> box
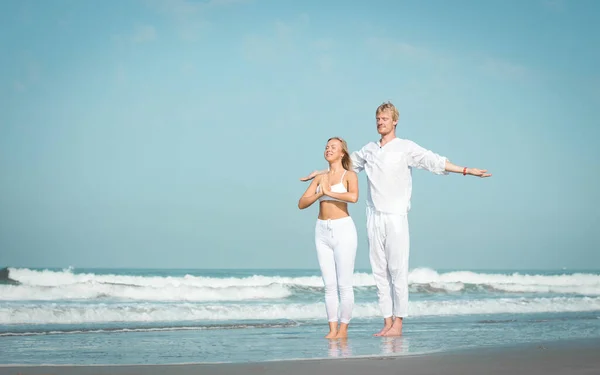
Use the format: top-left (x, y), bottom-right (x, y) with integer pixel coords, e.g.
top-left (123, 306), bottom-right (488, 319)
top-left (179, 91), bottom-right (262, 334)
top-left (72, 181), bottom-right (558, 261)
top-left (325, 321), bottom-right (338, 339)
top-left (334, 323), bottom-right (349, 338)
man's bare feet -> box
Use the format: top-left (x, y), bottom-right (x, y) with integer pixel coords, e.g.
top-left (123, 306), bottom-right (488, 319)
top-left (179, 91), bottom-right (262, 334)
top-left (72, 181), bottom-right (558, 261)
top-left (382, 318), bottom-right (403, 336)
top-left (373, 317), bottom-right (394, 336)
top-left (373, 325), bottom-right (391, 336)
top-left (325, 330), bottom-right (338, 339)
top-left (334, 323), bottom-right (349, 338)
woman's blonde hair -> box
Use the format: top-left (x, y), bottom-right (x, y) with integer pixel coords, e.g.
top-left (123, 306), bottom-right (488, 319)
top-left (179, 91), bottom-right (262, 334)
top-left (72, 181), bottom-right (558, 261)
top-left (327, 137), bottom-right (353, 171)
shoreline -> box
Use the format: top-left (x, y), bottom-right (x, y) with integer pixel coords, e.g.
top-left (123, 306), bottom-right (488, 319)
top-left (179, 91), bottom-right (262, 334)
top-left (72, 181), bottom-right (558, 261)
top-left (2, 337), bottom-right (599, 375)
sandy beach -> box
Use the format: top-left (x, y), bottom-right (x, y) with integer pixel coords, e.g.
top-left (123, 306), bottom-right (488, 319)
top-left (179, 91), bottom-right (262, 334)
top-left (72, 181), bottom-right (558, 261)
top-left (2, 337), bottom-right (599, 375)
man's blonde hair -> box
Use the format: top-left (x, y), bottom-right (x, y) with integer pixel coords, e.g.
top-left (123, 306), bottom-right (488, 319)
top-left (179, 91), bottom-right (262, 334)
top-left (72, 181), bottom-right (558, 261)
top-left (376, 101), bottom-right (399, 122)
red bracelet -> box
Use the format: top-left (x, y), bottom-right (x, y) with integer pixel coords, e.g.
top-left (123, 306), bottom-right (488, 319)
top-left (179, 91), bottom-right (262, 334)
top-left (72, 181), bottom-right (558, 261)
top-left (462, 167), bottom-right (467, 176)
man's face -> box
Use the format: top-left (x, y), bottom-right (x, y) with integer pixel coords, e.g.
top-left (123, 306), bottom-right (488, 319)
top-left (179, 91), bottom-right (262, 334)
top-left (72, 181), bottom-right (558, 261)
top-left (376, 109), bottom-right (397, 136)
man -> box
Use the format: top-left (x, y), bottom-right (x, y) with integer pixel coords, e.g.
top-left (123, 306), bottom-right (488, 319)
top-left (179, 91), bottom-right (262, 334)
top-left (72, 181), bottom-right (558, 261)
top-left (300, 101), bottom-right (491, 336)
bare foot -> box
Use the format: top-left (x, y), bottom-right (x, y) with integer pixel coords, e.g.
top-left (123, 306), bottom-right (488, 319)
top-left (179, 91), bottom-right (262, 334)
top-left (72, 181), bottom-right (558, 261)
top-left (382, 318), bottom-right (403, 337)
top-left (325, 321), bottom-right (338, 339)
top-left (373, 325), bottom-right (391, 336)
top-left (335, 323), bottom-right (349, 338)
top-left (373, 317), bottom-right (394, 336)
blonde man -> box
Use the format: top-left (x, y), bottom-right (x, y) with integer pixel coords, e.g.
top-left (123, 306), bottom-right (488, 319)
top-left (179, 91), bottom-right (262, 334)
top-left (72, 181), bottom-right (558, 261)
top-left (300, 102), bottom-right (491, 336)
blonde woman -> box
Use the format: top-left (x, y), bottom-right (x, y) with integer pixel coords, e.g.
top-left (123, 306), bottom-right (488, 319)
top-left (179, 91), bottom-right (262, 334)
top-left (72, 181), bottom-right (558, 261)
top-left (298, 137), bottom-right (359, 339)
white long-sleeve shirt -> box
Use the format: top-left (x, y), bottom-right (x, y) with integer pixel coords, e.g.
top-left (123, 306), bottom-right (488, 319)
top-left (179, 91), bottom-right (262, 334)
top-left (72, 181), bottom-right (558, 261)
top-left (351, 138), bottom-right (448, 214)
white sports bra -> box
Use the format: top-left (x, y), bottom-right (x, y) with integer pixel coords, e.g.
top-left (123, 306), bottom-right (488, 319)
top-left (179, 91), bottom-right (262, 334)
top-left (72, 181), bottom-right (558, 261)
top-left (317, 170), bottom-right (348, 203)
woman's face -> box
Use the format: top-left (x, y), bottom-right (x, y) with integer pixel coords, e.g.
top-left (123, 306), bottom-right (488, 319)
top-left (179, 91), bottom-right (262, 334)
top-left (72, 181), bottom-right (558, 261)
top-left (324, 138), bottom-right (344, 163)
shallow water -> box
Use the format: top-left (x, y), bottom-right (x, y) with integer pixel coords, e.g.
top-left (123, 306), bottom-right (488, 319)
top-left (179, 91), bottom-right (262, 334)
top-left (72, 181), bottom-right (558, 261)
top-left (1, 267), bottom-right (599, 364)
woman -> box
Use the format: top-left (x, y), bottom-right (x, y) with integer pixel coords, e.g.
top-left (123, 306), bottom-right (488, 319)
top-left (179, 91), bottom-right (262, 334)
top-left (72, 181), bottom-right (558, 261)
top-left (298, 137), bottom-right (359, 339)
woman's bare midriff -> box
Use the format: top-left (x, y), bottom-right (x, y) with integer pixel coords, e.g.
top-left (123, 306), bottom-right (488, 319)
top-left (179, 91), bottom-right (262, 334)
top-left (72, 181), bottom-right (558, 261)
top-left (318, 201), bottom-right (351, 220)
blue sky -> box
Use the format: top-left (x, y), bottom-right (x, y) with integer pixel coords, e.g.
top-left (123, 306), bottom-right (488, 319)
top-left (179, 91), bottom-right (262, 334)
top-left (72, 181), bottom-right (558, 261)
top-left (1, 0), bottom-right (598, 270)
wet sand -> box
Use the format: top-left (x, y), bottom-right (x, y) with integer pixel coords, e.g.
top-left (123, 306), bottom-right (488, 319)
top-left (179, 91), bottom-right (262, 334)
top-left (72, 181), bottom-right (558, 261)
top-left (1, 337), bottom-right (599, 375)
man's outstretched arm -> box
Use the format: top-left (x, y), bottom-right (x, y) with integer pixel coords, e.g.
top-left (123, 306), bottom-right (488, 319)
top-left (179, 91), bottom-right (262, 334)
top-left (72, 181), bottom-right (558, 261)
top-left (444, 159), bottom-right (491, 177)
top-left (407, 140), bottom-right (491, 178)
top-left (299, 169), bottom-right (327, 182)
top-left (299, 148), bottom-right (366, 182)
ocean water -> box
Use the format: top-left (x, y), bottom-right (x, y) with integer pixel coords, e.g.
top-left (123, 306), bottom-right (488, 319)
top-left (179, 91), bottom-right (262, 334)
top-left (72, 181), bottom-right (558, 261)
top-left (1, 266), bottom-right (600, 365)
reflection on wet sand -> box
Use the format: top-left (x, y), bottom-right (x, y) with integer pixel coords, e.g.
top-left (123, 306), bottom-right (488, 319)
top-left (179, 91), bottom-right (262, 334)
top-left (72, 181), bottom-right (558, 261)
top-left (328, 338), bottom-right (352, 358)
top-left (381, 336), bottom-right (409, 355)
top-left (326, 336), bottom-right (409, 359)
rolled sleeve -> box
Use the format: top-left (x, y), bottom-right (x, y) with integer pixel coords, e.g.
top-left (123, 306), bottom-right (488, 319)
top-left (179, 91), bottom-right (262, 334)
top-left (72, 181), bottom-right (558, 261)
top-left (406, 141), bottom-right (448, 175)
top-left (350, 148), bottom-right (366, 173)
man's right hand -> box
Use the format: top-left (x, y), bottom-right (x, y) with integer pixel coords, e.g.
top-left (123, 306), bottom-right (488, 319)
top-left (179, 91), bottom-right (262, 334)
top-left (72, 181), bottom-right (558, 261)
top-left (300, 170), bottom-right (323, 182)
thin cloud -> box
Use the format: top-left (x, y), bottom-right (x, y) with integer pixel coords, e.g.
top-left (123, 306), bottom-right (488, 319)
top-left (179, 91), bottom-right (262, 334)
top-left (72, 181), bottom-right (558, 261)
top-left (145, 0), bottom-right (250, 41)
top-left (480, 57), bottom-right (530, 80)
top-left (181, 61), bottom-right (196, 76)
top-left (144, 0), bottom-right (203, 16)
top-left (130, 25), bottom-right (157, 43)
top-left (317, 55), bottom-right (334, 72)
top-left (148, 0), bottom-right (250, 11)
top-left (111, 24), bottom-right (157, 45)
top-left (366, 36), bottom-right (533, 84)
top-left (143, 0), bottom-right (208, 41)
top-left (207, 0), bottom-right (251, 5)
top-left (241, 14), bottom-right (310, 64)
top-left (313, 39), bottom-right (335, 72)
top-left (541, 0), bottom-right (565, 12)
top-left (115, 63), bottom-right (127, 86)
top-left (241, 14), bottom-right (337, 73)
top-left (313, 38), bottom-right (334, 51)
top-left (365, 37), bottom-right (432, 61)
top-left (14, 81), bottom-right (27, 92)
top-left (13, 59), bottom-right (40, 93)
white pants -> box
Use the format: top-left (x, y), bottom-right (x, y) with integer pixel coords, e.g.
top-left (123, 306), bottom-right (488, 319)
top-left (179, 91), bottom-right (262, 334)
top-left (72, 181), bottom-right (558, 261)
top-left (315, 216), bottom-right (357, 324)
top-left (366, 207), bottom-right (410, 318)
